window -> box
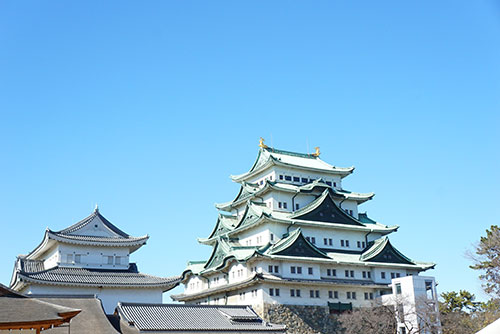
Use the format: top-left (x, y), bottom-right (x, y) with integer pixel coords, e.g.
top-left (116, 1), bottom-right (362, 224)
top-left (291, 266), bottom-right (296, 274)
top-left (341, 240), bottom-right (345, 247)
top-left (315, 290), bottom-right (320, 298)
top-left (357, 241), bottom-right (361, 248)
top-left (268, 265), bottom-right (273, 273)
top-left (293, 176), bottom-right (300, 182)
top-left (295, 203), bottom-right (299, 210)
top-left (251, 289), bottom-right (257, 297)
top-left (275, 288), bottom-right (280, 296)
top-left (260, 180), bottom-right (263, 185)
top-left (274, 265), bottom-right (279, 273)
top-left (67, 254), bottom-right (73, 263)
top-left (381, 272), bottom-right (386, 279)
top-left (297, 267), bottom-right (302, 274)
top-left (333, 182), bottom-right (337, 187)
top-left (329, 291), bottom-right (333, 298)
top-left (332, 269), bottom-right (336, 276)
top-left (324, 238), bottom-right (328, 245)
top-left (396, 283), bottom-right (402, 295)
top-left (346, 240), bottom-right (350, 247)
top-left (308, 267), bottom-right (313, 275)
top-left (301, 177), bottom-right (308, 183)
top-left (310, 290), bottom-right (314, 298)
top-left (269, 288), bottom-right (274, 296)
top-left (362, 241), bottom-right (366, 248)
top-left (367, 272), bottom-right (371, 279)
top-left (364, 292), bottom-right (369, 300)
top-left (296, 289), bottom-right (301, 297)
top-left (345, 270), bottom-right (349, 277)
top-left (329, 238), bottom-right (333, 246)
top-left (334, 291), bottom-right (339, 298)
top-left (362, 271), bottom-right (366, 278)
top-left (278, 202), bottom-right (282, 209)
top-left (283, 202), bottom-right (288, 209)
top-left (290, 289), bottom-right (295, 297)
top-left (270, 233), bottom-right (274, 241)
top-left (350, 270), bottom-right (354, 278)
top-left (309, 179), bottom-right (315, 183)
top-left (396, 273), bottom-right (401, 278)
top-left (347, 292), bottom-right (351, 299)
top-left (311, 237), bottom-right (316, 244)
top-left (74, 254), bottom-right (81, 263)
top-left (326, 181), bottom-right (332, 186)
top-left (239, 292), bottom-right (245, 300)
top-left (327, 269), bottom-right (331, 276)
top-left (285, 175), bottom-right (292, 181)
top-left (391, 272), bottom-right (396, 279)
top-left (352, 292), bottom-right (357, 299)
top-left (107, 256), bottom-right (113, 265)
top-left (279, 175), bottom-right (284, 180)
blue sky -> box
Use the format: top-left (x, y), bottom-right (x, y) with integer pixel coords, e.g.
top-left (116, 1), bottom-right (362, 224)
top-left (0, 1), bottom-right (499, 302)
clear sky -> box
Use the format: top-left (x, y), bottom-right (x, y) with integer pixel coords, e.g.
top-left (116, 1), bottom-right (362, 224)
top-left (1, 1), bottom-right (499, 302)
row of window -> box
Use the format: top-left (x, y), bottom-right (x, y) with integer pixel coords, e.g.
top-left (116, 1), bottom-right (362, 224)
top-left (65, 254), bottom-right (124, 265)
top-left (381, 272), bottom-right (402, 279)
top-left (305, 237), bottom-right (365, 249)
top-left (269, 288), bottom-right (372, 300)
top-left (278, 174), bottom-right (338, 188)
top-left (290, 266), bottom-right (314, 275)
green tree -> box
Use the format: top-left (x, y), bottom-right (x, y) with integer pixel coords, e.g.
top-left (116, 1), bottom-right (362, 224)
top-left (470, 225), bottom-right (500, 296)
top-left (439, 290), bottom-right (480, 314)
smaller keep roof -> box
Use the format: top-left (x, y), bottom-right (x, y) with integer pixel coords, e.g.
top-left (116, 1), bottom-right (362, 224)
top-left (116, 303), bottom-right (286, 333)
top-left (12, 257), bottom-right (180, 290)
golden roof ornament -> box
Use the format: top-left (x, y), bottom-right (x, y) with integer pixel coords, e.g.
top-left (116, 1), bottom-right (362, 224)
top-left (259, 137), bottom-right (269, 149)
top-left (312, 147), bottom-right (320, 157)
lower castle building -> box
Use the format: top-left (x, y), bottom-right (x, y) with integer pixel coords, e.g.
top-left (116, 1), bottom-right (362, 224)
top-left (10, 207), bottom-right (179, 313)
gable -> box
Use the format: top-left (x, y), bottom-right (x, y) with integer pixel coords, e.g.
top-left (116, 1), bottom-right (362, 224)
top-left (271, 232), bottom-right (330, 259)
top-left (366, 242), bottom-right (414, 265)
top-left (294, 193), bottom-right (364, 226)
top-left (70, 216), bottom-right (121, 238)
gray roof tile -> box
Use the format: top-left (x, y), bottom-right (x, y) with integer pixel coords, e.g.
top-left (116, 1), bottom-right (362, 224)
top-left (117, 303), bottom-right (286, 332)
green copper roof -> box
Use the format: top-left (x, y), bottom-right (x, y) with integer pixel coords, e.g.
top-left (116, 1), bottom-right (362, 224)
top-left (215, 178), bottom-right (374, 211)
top-left (231, 147), bottom-right (354, 182)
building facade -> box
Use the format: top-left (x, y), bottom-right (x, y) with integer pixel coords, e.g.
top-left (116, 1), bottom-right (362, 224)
top-left (172, 140), bottom-right (435, 316)
top-left (10, 207), bottom-right (179, 313)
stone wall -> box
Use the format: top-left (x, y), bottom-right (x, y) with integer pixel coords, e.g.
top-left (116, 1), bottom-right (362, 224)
top-left (259, 303), bottom-right (340, 334)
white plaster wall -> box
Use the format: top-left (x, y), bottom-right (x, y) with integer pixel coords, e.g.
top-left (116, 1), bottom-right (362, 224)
top-left (273, 166), bottom-right (342, 189)
top-left (239, 225), bottom-right (272, 247)
top-left (228, 262), bottom-right (249, 283)
top-left (43, 246), bottom-right (60, 269)
top-left (25, 284), bottom-right (162, 314)
top-left (57, 244), bottom-right (129, 269)
top-left (185, 275), bottom-right (207, 293)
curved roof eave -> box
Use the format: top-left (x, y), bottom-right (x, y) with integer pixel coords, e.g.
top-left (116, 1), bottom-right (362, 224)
top-left (46, 231), bottom-right (149, 249)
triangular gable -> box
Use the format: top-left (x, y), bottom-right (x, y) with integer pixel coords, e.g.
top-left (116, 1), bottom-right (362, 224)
top-left (267, 229), bottom-right (330, 259)
top-left (56, 209), bottom-right (131, 239)
top-left (292, 190), bottom-right (364, 226)
top-left (361, 238), bottom-right (414, 265)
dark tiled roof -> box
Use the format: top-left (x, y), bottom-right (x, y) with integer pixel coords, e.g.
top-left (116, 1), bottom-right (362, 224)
top-left (58, 209), bottom-right (130, 237)
top-left (34, 295), bottom-right (120, 334)
top-left (47, 231), bottom-right (149, 245)
top-left (117, 303), bottom-right (286, 332)
top-left (16, 258), bottom-right (180, 289)
top-left (0, 284), bottom-right (80, 327)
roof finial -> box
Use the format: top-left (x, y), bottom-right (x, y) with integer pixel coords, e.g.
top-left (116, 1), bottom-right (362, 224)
top-left (259, 137), bottom-right (269, 149)
top-left (94, 204), bottom-right (99, 213)
top-left (312, 147), bottom-right (320, 157)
